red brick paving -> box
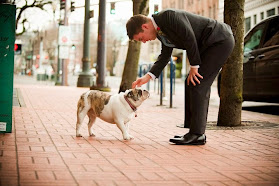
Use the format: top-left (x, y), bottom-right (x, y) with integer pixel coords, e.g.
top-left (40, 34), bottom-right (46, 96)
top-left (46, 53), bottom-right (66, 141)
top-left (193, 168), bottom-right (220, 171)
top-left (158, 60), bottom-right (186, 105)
top-left (1, 77), bottom-right (279, 185)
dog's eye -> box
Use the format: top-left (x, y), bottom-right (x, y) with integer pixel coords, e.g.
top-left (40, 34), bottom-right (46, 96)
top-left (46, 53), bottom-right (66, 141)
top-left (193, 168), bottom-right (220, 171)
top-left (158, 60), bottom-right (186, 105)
top-left (128, 92), bottom-right (133, 97)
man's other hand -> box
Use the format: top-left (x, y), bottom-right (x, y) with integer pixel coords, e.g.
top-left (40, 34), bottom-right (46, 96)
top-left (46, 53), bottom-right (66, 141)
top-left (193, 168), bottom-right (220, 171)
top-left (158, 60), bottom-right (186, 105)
top-left (187, 68), bottom-right (203, 86)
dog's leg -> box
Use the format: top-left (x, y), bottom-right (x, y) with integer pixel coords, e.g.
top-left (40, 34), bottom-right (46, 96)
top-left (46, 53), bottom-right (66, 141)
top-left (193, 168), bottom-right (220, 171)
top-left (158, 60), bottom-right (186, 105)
top-left (115, 120), bottom-right (133, 140)
top-left (76, 108), bottom-right (88, 137)
top-left (87, 109), bottom-right (96, 136)
top-left (125, 122), bottom-right (134, 139)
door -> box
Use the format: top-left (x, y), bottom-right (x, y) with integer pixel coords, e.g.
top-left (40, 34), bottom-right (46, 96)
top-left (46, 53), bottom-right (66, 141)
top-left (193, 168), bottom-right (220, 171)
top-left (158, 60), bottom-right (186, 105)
top-left (243, 22), bottom-right (266, 100)
top-left (255, 16), bottom-right (279, 102)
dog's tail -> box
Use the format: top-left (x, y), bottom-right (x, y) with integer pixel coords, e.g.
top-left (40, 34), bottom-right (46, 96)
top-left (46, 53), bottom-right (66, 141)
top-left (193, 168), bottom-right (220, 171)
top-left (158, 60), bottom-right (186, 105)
top-left (77, 93), bottom-right (86, 115)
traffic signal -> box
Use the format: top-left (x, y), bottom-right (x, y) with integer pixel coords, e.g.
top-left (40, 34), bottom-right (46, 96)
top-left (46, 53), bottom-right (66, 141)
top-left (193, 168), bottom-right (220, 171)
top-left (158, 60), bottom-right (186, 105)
top-left (60, 0), bottom-right (66, 10)
top-left (110, 2), bottom-right (115, 14)
top-left (71, 44), bottom-right (76, 50)
top-left (70, 1), bottom-right (75, 12)
top-left (14, 44), bottom-right (22, 55)
top-left (154, 4), bottom-right (159, 14)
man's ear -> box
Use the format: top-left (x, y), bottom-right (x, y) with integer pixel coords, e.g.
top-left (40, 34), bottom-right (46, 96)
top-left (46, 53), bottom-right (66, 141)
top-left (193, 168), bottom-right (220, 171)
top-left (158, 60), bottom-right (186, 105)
top-left (142, 23), bottom-right (148, 30)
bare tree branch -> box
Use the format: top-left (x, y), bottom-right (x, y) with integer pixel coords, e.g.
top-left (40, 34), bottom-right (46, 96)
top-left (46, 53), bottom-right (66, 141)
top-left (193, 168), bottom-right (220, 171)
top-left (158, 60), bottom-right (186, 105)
top-left (16, 18), bottom-right (27, 36)
top-left (15, 0), bottom-right (52, 36)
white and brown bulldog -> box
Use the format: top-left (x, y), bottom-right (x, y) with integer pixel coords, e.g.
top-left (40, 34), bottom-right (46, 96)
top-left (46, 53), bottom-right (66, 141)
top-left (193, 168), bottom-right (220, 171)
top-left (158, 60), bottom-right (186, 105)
top-left (76, 88), bottom-right (149, 140)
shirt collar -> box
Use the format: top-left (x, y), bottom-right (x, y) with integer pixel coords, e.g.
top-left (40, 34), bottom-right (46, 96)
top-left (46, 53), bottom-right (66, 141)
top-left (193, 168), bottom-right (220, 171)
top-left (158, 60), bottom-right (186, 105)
top-left (150, 17), bottom-right (158, 31)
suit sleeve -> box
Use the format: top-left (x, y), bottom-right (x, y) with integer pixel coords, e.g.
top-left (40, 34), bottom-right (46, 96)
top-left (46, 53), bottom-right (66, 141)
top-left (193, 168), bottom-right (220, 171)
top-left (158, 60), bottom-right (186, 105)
top-left (166, 11), bottom-right (202, 66)
top-left (149, 43), bottom-right (173, 78)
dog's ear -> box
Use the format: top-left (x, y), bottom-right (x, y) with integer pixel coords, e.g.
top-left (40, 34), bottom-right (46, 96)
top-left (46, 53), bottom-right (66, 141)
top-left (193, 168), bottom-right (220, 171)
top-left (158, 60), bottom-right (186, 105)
top-left (137, 89), bottom-right (142, 97)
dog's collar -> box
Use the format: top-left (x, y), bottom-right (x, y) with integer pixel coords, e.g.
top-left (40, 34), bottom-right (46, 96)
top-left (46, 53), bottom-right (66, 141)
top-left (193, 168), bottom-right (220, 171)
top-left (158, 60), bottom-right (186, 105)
top-left (124, 95), bottom-right (137, 117)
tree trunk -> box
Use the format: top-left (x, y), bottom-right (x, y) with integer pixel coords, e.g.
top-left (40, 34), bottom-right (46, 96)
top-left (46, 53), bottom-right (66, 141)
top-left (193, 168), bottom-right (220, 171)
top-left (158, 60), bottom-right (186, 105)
top-left (118, 0), bottom-right (149, 92)
top-left (217, 0), bottom-right (244, 126)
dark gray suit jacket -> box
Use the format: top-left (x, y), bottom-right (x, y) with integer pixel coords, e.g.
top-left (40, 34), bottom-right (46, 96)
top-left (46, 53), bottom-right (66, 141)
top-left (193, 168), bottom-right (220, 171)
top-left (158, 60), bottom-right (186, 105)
top-left (149, 9), bottom-right (233, 78)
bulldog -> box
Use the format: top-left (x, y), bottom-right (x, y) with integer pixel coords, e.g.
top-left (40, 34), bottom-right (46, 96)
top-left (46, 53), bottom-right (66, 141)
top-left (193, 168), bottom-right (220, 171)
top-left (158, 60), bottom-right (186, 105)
top-left (76, 88), bottom-right (149, 140)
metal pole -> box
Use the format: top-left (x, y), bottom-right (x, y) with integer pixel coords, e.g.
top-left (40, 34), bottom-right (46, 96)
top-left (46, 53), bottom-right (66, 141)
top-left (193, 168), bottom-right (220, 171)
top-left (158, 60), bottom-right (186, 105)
top-left (170, 57), bottom-right (173, 108)
top-left (160, 71), bottom-right (163, 105)
top-left (174, 63), bottom-right (176, 95)
top-left (82, 0), bottom-right (90, 72)
top-left (55, 45), bottom-right (61, 85)
top-left (96, 0), bottom-right (106, 87)
top-left (91, 0), bottom-right (110, 91)
top-left (77, 0), bottom-right (93, 87)
top-left (139, 65), bottom-right (142, 77)
top-left (62, 0), bottom-right (69, 86)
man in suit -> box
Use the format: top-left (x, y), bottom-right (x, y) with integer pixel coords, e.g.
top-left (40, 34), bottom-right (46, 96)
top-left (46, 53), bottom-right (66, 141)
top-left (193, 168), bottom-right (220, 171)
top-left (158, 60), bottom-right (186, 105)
top-left (127, 9), bottom-right (235, 145)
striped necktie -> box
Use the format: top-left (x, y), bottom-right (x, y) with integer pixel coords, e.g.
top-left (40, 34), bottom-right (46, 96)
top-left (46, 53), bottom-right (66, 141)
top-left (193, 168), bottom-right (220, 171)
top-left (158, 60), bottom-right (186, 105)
top-left (157, 30), bottom-right (176, 48)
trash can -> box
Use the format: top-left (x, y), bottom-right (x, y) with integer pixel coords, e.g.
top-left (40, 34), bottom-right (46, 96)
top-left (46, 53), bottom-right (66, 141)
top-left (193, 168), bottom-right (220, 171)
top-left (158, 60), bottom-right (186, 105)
top-left (0, 4), bottom-right (16, 133)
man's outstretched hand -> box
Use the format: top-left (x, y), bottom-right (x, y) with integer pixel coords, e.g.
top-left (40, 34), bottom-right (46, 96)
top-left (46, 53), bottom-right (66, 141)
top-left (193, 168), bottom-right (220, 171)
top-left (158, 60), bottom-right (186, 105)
top-left (132, 74), bottom-right (152, 88)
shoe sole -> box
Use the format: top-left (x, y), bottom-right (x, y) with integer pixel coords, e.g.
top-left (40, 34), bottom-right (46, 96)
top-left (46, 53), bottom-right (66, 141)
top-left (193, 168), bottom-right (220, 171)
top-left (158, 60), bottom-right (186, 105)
top-left (170, 141), bottom-right (206, 145)
top-left (169, 138), bottom-right (206, 145)
top-left (173, 135), bottom-right (207, 142)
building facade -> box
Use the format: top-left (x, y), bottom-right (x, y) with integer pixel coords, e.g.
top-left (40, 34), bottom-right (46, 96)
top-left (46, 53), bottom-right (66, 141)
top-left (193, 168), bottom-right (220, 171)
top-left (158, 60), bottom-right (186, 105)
top-left (162, 0), bottom-right (279, 33)
top-left (243, 0), bottom-right (279, 33)
top-left (162, 0), bottom-right (219, 20)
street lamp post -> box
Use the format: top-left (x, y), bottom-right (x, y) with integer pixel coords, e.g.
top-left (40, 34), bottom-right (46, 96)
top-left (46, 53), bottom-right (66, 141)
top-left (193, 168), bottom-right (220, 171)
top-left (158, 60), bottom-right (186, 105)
top-left (77, 0), bottom-right (93, 87)
top-left (90, 0), bottom-right (110, 91)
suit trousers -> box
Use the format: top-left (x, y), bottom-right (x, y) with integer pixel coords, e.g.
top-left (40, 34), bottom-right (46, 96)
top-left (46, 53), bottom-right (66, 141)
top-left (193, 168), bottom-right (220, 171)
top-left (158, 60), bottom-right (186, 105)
top-left (184, 34), bottom-right (235, 134)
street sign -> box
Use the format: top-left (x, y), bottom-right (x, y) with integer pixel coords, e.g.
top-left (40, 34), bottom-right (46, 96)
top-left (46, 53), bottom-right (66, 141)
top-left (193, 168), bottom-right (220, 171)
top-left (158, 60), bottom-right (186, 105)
top-left (59, 26), bottom-right (71, 46)
top-left (59, 45), bottom-right (70, 59)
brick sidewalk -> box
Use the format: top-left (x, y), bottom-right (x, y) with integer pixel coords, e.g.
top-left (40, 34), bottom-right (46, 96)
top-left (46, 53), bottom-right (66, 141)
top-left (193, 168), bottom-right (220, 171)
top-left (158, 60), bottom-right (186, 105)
top-left (1, 77), bottom-right (279, 185)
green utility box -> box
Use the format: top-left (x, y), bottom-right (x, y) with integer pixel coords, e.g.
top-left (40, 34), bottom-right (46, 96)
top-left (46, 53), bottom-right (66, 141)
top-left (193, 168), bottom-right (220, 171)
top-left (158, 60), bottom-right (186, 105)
top-left (0, 4), bottom-right (16, 133)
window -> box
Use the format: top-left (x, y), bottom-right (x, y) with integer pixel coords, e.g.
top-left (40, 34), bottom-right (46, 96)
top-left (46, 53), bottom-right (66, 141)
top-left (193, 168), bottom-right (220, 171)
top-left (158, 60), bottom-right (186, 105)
top-left (267, 8), bottom-right (275, 17)
top-left (254, 14), bottom-right (257, 25)
top-left (245, 17), bottom-right (251, 33)
top-left (244, 24), bottom-right (265, 53)
top-left (263, 16), bottom-right (279, 47)
top-left (261, 12), bottom-right (264, 20)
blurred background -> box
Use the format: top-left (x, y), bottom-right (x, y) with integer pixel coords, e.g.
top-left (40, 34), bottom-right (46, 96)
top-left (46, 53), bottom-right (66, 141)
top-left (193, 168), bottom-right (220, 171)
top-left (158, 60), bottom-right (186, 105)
top-left (10, 0), bottom-right (279, 86)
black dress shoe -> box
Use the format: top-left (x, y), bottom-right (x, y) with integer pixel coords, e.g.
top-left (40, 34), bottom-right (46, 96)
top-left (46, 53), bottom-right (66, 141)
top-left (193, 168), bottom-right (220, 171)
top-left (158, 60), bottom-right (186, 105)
top-left (169, 133), bottom-right (206, 145)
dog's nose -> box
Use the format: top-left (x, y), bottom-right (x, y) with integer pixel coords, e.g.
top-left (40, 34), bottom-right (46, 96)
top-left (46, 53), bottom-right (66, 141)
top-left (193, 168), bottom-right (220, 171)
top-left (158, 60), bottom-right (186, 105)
top-left (143, 90), bottom-right (150, 98)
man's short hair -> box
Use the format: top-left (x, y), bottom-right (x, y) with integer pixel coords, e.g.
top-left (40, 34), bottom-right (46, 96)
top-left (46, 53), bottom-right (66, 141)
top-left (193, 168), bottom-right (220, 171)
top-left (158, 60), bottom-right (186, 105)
top-left (126, 14), bottom-right (149, 40)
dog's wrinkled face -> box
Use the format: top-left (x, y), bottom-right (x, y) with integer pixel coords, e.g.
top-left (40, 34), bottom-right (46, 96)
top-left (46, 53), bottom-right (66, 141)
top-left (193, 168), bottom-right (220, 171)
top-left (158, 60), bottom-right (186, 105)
top-left (125, 88), bottom-right (149, 107)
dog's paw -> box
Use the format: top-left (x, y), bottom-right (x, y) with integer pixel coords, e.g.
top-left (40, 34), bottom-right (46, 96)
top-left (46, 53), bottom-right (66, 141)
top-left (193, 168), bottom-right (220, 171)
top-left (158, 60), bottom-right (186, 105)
top-left (123, 135), bottom-right (134, 141)
top-left (89, 132), bottom-right (95, 137)
top-left (76, 134), bottom-right (83, 137)
top-left (129, 135), bottom-right (134, 140)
